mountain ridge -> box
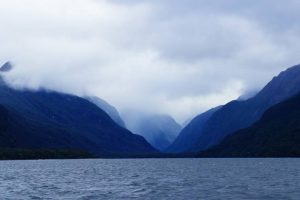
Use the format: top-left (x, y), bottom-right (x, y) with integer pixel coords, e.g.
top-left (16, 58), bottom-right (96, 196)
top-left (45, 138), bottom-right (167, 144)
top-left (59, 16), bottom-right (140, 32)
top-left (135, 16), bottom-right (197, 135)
top-left (86, 96), bottom-right (126, 128)
top-left (167, 106), bottom-right (221, 153)
top-left (200, 91), bottom-right (300, 157)
top-left (190, 64), bottom-right (300, 151)
top-left (0, 68), bottom-right (157, 155)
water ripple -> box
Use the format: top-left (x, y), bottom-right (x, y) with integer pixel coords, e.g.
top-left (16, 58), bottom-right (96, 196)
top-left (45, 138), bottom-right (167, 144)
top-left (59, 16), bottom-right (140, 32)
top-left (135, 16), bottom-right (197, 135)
top-left (0, 158), bottom-right (299, 199)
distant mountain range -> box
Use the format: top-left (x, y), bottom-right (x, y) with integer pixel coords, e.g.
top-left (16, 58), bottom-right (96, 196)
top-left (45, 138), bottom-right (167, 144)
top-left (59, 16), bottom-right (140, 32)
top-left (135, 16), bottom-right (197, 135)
top-left (124, 114), bottom-right (182, 151)
top-left (0, 64), bottom-right (157, 156)
top-left (86, 97), bottom-right (182, 151)
top-left (1, 61), bottom-right (300, 158)
top-left (200, 92), bottom-right (300, 157)
top-left (169, 64), bottom-right (300, 153)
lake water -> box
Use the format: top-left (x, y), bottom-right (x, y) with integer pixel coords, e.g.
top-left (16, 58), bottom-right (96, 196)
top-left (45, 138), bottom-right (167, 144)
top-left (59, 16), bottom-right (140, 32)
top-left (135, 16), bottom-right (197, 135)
top-left (0, 158), bottom-right (299, 200)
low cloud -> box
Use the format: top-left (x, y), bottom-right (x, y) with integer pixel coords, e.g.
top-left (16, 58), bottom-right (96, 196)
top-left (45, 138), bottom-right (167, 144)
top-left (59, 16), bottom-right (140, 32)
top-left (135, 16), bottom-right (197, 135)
top-left (1, 0), bottom-right (300, 122)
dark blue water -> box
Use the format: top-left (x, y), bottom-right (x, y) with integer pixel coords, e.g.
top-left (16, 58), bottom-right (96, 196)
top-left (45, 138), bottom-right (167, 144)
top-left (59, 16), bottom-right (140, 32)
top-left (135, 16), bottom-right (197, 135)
top-left (0, 158), bottom-right (299, 200)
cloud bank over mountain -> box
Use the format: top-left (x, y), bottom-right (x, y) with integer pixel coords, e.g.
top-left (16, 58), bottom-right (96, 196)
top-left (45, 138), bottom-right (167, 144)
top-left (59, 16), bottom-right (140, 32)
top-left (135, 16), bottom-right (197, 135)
top-left (1, 0), bottom-right (300, 122)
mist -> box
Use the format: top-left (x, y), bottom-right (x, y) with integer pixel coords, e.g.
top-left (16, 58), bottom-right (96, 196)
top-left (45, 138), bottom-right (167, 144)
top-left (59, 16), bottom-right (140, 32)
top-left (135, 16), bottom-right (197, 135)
top-left (1, 0), bottom-right (300, 122)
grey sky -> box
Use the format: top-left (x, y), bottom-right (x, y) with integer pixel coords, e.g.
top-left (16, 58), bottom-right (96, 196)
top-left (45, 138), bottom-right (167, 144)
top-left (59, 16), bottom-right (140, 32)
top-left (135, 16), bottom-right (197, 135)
top-left (0, 0), bottom-right (300, 122)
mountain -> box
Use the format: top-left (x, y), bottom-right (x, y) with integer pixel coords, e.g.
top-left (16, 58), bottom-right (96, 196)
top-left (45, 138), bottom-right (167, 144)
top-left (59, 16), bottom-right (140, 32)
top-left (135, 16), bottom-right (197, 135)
top-left (0, 67), bottom-right (157, 156)
top-left (200, 92), bottom-right (300, 157)
top-left (86, 96), bottom-right (126, 128)
top-left (166, 106), bottom-right (221, 153)
top-left (125, 114), bottom-right (182, 151)
top-left (0, 62), bottom-right (13, 72)
top-left (182, 64), bottom-right (300, 152)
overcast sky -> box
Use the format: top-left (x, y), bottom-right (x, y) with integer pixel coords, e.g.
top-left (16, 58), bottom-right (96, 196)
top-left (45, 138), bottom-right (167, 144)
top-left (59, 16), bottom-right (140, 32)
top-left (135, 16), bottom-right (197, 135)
top-left (0, 0), bottom-right (300, 123)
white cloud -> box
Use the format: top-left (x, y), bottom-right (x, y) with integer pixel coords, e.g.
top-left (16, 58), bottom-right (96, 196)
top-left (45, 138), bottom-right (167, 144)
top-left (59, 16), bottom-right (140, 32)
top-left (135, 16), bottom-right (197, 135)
top-left (0, 0), bottom-right (300, 122)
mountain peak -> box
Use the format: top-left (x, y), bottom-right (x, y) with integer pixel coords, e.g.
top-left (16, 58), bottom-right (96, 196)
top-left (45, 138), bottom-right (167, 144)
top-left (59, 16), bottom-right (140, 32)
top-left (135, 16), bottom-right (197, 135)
top-left (0, 62), bottom-right (13, 72)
